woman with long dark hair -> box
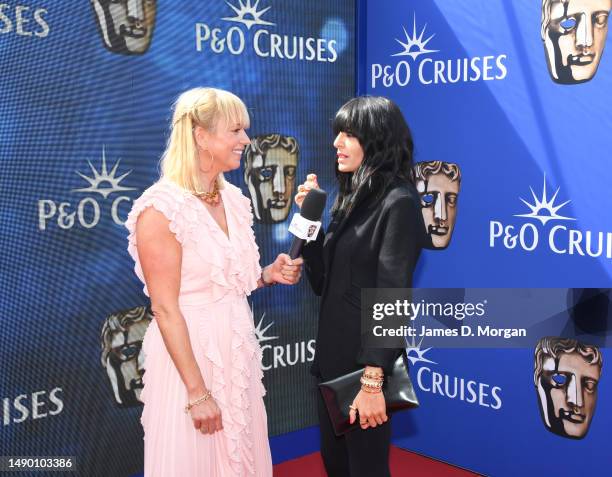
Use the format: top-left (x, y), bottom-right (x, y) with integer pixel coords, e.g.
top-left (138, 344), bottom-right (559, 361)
top-left (295, 96), bottom-right (425, 476)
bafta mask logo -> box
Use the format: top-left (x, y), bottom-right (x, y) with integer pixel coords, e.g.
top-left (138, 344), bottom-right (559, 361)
top-left (101, 306), bottom-right (153, 407)
top-left (541, 0), bottom-right (611, 84)
top-left (90, 0), bottom-right (156, 55)
top-left (244, 134), bottom-right (299, 224)
top-left (414, 161), bottom-right (461, 250)
top-left (534, 337), bottom-right (603, 439)
top-left (307, 224), bottom-right (317, 239)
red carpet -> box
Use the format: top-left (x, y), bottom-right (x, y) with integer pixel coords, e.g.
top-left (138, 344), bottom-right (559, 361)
top-left (273, 446), bottom-right (480, 477)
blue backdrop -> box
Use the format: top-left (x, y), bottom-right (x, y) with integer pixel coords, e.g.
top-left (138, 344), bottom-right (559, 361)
top-left (0, 1), bottom-right (354, 475)
top-left (360, 0), bottom-right (611, 475)
top-left (2, 1), bottom-right (611, 476)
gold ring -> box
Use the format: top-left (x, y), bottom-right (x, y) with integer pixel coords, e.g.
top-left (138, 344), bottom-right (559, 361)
top-left (349, 404), bottom-right (357, 411)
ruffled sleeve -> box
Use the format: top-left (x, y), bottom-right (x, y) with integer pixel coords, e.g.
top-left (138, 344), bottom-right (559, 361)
top-left (125, 180), bottom-right (196, 295)
top-left (126, 179), bottom-right (262, 301)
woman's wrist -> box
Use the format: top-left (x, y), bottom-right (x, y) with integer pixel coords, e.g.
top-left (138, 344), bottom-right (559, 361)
top-left (361, 366), bottom-right (384, 393)
top-left (187, 383), bottom-right (208, 400)
top-left (184, 390), bottom-right (212, 414)
top-left (261, 266), bottom-right (275, 286)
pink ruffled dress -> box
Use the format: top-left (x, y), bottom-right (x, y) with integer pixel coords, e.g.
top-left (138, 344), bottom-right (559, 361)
top-left (125, 178), bottom-right (272, 477)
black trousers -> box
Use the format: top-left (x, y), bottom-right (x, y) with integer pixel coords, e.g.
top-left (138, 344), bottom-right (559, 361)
top-left (317, 391), bottom-right (392, 477)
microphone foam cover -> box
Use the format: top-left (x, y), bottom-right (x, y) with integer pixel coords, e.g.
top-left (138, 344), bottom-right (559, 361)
top-left (301, 188), bottom-right (327, 221)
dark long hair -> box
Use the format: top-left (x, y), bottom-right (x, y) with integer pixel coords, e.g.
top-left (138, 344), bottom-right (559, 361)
top-left (331, 96), bottom-right (414, 218)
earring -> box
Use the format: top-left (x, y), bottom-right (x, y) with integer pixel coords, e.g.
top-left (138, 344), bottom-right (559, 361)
top-left (201, 151), bottom-right (215, 172)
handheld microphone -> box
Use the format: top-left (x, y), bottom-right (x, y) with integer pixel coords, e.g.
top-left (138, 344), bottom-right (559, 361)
top-left (288, 188), bottom-right (327, 259)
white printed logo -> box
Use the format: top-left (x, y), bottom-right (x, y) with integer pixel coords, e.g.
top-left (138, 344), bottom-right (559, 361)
top-left (490, 175), bottom-right (610, 258)
top-left (254, 312), bottom-right (315, 371)
top-left (38, 147), bottom-right (138, 231)
top-left (392, 16), bottom-right (438, 60)
top-left (2, 387), bottom-right (64, 426)
top-left (254, 313), bottom-right (280, 344)
top-left (195, 0), bottom-right (338, 63)
top-left (371, 13), bottom-right (508, 88)
top-left (405, 336), bottom-right (437, 366)
top-left (222, 0), bottom-right (275, 29)
top-left (406, 336), bottom-right (502, 409)
top-left (73, 149), bottom-right (136, 199)
top-left (513, 175), bottom-right (574, 225)
top-left (0, 4), bottom-right (50, 39)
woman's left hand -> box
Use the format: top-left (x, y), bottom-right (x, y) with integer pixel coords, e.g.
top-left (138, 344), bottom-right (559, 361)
top-left (349, 389), bottom-right (387, 430)
top-left (265, 254), bottom-right (303, 285)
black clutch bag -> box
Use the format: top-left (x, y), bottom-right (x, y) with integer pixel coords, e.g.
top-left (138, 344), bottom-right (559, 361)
top-left (318, 353), bottom-right (419, 435)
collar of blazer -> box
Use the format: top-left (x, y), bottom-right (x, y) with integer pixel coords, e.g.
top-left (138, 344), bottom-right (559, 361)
top-left (322, 190), bottom-right (377, 271)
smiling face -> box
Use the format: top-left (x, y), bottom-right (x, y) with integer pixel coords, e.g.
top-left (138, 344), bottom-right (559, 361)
top-left (90, 0), bottom-right (157, 55)
top-left (200, 119), bottom-right (251, 173)
top-left (542, 0), bottom-right (611, 83)
top-left (334, 131), bottom-right (364, 173)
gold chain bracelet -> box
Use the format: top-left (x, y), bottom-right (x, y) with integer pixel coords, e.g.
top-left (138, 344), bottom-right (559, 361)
top-left (361, 385), bottom-right (383, 394)
top-left (184, 391), bottom-right (212, 414)
top-left (360, 376), bottom-right (383, 388)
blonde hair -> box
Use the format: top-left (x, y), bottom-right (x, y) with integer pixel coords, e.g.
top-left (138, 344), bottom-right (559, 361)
top-left (160, 87), bottom-right (250, 192)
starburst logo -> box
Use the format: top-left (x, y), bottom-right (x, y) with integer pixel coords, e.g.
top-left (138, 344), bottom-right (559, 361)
top-left (222, 0), bottom-right (275, 30)
top-left (514, 175), bottom-right (575, 225)
top-left (392, 14), bottom-right (438, 60)
top-left (405, 335), bottom-right (437, 366)
top-left (254, 313), bottom-right (279, 344)
top-left (73, 147), bottom-right (136, 199)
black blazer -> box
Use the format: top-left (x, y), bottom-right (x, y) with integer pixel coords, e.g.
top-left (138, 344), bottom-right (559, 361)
top-left (303, 180), bottom-right (426, 380)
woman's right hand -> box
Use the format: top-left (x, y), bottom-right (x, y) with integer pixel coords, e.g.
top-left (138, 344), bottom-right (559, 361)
top-left (294, 173), bottom-right (319, 209)
top-left (189, 393), bottom-right (223, 435)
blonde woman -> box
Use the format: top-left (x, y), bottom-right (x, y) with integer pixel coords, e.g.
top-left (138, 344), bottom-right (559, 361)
top-left (126, 88), bottom-right (302, 476)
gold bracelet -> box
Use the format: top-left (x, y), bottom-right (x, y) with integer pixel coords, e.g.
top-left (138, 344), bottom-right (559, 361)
top-left (360, 377), bottom-right (383, 388)
top-left (361, 385), bottom-right (382, 394)
top-left (360, 375), bottom-right (383, 384)
top-left (363, 372), bottom-right (384, 380)
top-left (184, 391), bottom-right (212, 413)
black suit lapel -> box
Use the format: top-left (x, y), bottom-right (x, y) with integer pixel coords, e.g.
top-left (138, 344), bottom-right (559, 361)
top-left (321, 199), bottom-right (370, 304)
top-left (323, 209), bottom-right (351, 271)
top-left (323, 190), bottom-right (380, 266)
top-left (321, 190), bottom-right (381, 296)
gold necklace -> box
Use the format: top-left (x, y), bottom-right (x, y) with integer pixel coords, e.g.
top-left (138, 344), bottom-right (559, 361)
top-left (194, 181), bottom-right (220, 206)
